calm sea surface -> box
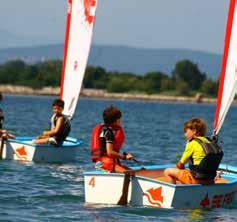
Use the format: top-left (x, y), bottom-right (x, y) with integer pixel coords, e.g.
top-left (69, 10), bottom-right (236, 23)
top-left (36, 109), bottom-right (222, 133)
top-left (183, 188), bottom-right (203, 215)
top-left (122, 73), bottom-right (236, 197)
top-left (1, 95), bottom-right (237, 222)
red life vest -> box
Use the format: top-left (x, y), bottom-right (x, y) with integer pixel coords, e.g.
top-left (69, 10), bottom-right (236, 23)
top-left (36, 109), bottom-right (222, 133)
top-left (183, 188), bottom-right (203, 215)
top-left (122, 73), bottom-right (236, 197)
top-left (90, 124), bottom-right (125, 162)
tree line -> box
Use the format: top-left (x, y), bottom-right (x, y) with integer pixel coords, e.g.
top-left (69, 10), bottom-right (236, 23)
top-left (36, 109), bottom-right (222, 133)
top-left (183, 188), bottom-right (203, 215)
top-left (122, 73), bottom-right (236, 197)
top-left (0, 59), bottom-right (218, 96)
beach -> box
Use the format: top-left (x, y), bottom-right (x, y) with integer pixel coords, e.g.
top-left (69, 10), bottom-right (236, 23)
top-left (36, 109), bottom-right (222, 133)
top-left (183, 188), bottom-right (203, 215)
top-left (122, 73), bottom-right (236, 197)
top-left (0, 84), bottom-right (217, 103)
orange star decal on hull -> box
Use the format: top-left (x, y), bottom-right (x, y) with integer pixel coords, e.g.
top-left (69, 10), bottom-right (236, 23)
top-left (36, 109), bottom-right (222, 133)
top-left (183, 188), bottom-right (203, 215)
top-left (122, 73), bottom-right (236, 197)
top-left (15, 146), bottom-right (28, 160)
top-left (143, 187), bottom-right (164, 207)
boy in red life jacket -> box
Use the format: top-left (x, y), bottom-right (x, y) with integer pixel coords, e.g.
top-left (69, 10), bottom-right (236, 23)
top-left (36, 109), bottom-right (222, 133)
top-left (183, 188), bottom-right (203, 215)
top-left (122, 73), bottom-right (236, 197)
top-left (91, 105), bottom-right (134, 173)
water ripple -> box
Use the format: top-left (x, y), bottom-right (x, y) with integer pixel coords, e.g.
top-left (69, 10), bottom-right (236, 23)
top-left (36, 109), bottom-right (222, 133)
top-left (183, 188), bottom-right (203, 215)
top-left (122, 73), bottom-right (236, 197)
top-left (0, 95), bottom-right (237, 221)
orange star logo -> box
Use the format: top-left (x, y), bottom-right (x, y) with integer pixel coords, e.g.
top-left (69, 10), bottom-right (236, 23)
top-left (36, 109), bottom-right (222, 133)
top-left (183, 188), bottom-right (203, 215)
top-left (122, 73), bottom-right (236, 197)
top-left (16, 146), bottom-right (27, 156)
top-left (144, 187), bottom-right (164, 207)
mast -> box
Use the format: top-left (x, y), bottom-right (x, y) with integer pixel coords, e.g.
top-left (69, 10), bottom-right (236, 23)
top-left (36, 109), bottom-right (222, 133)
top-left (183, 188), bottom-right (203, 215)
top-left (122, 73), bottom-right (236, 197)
top-left (214, 0), bottom-right (237, 135)
top-left (60, 0), bottom-right (97, 118)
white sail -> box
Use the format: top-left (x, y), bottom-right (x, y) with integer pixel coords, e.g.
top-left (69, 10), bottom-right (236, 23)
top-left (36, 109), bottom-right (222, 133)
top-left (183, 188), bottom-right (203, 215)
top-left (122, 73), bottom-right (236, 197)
top-left (60, 0), bottom-right (97, 118)
top-left (214, 0), bottom-right (237, 134)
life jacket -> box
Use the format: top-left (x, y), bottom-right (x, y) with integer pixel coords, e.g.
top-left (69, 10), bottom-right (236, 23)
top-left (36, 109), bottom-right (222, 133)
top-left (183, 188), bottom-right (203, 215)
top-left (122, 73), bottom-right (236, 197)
top-left (50, 114), bottom-right (71, 144)
top-left (189, 138), bottom-right (223, 180)
top-left (90, 124), bottom-right (125, 162)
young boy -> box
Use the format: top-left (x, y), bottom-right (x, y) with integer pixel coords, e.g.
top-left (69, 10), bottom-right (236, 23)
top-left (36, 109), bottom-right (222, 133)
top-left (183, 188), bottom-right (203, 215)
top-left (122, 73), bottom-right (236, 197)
top-left (163, 118), bottom-right (223, 185)
top-left (33, 99), bottom-right (71, 146)
top-left (91, 105), bottom-right (134, 173)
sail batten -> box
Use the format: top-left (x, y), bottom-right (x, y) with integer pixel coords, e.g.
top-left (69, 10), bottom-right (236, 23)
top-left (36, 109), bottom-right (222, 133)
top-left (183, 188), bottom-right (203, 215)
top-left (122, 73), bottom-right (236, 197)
top-left (60, 0), bottom-right (97, 118)
top-left (214, 0), bottom-right (237, 134)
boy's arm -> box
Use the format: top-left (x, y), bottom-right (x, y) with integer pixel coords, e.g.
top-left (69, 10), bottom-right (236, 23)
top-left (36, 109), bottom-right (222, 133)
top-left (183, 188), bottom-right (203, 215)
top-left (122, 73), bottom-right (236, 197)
top-left (104, 128), bottom-right (131, 160)
top-left (106, 143), bottom-right (127, 159)
top-left (177, 143), bottom-right (194, 168)
top-left (43, 117), bottom-right (64, 137)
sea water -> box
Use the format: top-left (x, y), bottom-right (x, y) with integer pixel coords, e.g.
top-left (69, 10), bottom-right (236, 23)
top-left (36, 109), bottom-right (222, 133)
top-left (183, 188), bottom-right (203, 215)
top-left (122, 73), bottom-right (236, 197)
top-left (0, 95), bottom-right (237, 222)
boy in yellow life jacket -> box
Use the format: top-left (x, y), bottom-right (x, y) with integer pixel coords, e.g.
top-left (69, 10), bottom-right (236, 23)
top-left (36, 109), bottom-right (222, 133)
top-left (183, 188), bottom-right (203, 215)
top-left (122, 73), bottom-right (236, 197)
top-left (163, 118), bottom-right (223, 185)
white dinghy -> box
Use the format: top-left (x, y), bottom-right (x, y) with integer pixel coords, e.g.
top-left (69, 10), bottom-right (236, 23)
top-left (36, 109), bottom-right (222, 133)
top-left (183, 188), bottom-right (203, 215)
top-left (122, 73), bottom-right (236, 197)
top-left (1, 0), bottom-right (97, 163)
top-left (84, 164), bottom-right (237, 209)
top-left (84, 0), bottom-right (237, 208)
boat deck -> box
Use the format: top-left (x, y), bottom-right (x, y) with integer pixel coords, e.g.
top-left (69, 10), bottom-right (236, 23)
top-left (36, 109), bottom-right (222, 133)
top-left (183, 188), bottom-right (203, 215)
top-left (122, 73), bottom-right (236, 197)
top-left (8, 136), bottom-right (83, 147)
top-left (84, 164), bottom-right (237, 186)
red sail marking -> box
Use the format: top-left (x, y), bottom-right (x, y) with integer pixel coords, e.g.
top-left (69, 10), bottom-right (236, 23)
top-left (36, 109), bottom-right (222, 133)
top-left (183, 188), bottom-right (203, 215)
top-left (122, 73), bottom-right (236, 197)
top-left (83, 0), bottom-right (96, 24)
top-left (74, 60), bottom-right (78, 71)
top-left (143, 187), bottom-right (164, 207)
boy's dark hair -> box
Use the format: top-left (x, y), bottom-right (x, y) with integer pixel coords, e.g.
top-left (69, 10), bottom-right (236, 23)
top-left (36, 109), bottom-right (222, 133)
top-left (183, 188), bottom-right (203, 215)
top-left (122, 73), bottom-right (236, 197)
top-left (53, 99), bottom-right (64, 108)
top-left (184, 118), bottom-right (207, 137)
top-left (103, 105), bottom-right (122, 125)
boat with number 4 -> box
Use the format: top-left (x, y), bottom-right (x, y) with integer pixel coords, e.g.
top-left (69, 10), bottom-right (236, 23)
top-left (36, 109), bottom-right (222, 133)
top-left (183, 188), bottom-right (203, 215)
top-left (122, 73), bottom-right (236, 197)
top-left (0, 0), bottom-right (97, 163)
top-left (84, 0), bottom-right (237, 208)
top-left (84, 164), bottom-right (237, 209)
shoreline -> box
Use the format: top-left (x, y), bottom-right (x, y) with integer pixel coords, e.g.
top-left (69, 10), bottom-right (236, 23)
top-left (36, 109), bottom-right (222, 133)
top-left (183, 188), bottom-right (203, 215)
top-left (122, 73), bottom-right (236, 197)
top-left (0, 84), bottom-right (217, 103)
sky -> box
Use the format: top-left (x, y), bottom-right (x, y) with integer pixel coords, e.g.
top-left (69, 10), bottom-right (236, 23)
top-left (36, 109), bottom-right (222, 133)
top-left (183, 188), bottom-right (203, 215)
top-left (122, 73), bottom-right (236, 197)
top-left (0, 0), bottom-right (229, 54)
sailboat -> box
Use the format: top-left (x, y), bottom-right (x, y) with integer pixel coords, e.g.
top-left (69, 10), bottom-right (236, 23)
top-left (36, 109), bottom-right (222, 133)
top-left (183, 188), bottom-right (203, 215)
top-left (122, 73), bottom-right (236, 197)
top-left (1, 0), bottom-right (97, 163)
top-left (84, 0), bottom-right (237, 208)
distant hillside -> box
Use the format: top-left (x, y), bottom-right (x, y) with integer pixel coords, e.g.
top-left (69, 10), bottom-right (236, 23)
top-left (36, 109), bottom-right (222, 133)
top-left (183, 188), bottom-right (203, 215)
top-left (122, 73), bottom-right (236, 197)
top-left (0, 44), bottom-right (222, 79)
top-left (0, 29), bottom-right (54, 50)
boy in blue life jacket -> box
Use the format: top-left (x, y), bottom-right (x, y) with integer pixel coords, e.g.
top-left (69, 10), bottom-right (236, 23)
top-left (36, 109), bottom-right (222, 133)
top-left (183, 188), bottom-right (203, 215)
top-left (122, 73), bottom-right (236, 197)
top-left (33, 99), bottom-right (71, 146)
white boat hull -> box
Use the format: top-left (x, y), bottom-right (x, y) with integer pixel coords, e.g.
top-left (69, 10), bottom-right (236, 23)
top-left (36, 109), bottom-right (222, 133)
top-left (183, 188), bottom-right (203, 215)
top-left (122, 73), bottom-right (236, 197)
top-left (1, 137), bottom-right (83, 163)
top-left (84, 164), bottom-right (237, 209)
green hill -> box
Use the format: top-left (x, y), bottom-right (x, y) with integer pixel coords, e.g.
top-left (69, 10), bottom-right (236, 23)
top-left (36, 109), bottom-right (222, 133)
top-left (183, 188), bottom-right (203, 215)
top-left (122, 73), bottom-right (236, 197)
top-left (0, 44), bottom-right (222, 79)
